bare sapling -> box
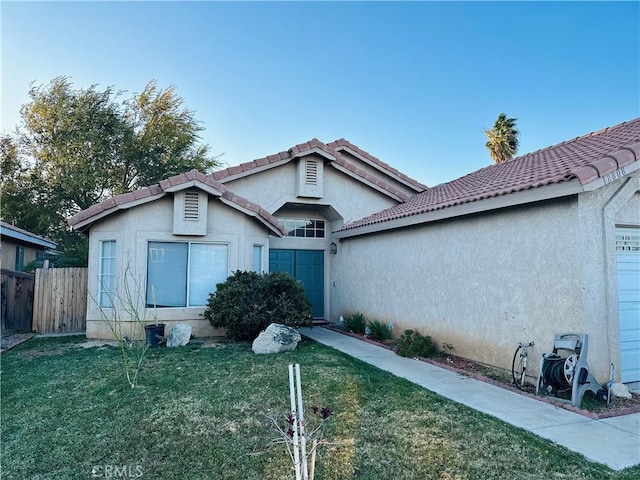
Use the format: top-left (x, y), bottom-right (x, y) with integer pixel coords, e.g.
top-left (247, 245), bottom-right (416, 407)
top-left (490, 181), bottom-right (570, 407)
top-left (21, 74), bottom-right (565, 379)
top-left (91, 263), bottom-right (152, 388)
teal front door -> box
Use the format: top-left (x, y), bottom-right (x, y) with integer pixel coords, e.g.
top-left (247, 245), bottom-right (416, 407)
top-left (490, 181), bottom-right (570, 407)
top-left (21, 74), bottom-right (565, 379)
top-left (269, 249), bottom-right (324, 319)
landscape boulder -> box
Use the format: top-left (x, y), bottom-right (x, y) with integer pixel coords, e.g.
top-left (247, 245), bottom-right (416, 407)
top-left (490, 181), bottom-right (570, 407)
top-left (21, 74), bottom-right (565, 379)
top-left (611, 382), bottom-right (632, 399)
top-left (252, 323), bottom-right (301, 354)
top-left (167, 323), bottom-right (192, 347)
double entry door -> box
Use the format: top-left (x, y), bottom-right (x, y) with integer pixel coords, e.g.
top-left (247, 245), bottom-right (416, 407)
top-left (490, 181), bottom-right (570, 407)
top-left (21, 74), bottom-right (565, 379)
top-left (269, 249), bottom-right (324, 319)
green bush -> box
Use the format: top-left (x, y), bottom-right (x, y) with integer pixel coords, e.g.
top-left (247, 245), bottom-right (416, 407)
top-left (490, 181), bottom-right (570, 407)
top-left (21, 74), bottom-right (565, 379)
top-left (394, 329), bottom-right (437, 358)
top-left (367, 320), bottom-right (392, 342)
top-left (343, 312), bottom-right (365, 334)
top-left (204, 270), bottom-right (312, 341)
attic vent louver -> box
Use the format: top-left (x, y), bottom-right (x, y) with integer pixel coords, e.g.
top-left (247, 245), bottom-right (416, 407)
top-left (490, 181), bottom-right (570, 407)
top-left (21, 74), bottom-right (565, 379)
top-left (184, 191), bottom-right (199, 221)
top-left (305, 160), bottom-right (318, 185)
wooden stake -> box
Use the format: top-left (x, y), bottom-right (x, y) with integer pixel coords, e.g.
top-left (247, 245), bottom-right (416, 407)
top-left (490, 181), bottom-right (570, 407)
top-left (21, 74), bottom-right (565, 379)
top-left (289, 365), bottom-right (302, 480)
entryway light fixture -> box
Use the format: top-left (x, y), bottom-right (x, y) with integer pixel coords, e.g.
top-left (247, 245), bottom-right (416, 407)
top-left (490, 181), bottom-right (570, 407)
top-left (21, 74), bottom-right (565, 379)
top-left (330, 242), bottom-right (337, 254)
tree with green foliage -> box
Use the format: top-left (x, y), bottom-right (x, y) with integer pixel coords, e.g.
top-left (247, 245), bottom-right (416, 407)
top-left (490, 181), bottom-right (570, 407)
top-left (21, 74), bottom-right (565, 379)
top-left (1, 134), bottom-right (54, 234)
top-left (484, 113), bottom-right (519, 163)
top-left (1, 77), bottom-right (220, 265)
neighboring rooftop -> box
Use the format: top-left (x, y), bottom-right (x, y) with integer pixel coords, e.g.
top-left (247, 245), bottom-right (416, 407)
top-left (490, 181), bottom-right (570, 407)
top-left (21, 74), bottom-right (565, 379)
top-left (0, 221), bottom-right (57, 249)
top-left (341, 117), bottom-right (640, 232)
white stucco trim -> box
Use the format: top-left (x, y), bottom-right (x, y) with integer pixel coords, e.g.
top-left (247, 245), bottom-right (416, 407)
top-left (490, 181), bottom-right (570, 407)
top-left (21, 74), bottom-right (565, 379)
top-left (162, 180), bottom-right (223, 197)
top-left (335, 178), bottom-right (584, 239)
top-left (266, 195), bottom-right (344, 220)
top-left (290, 147), bottom-right (336, 162)
top-left (602, 174), bottom-right (640, 380)
top-left (329, 162), bottom-right (407, 202)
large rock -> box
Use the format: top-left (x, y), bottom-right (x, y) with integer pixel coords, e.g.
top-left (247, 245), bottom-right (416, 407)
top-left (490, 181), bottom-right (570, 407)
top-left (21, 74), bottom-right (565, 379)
top-left (167, 323), bottom-right (192, 347)
top-left (611, 382), bottom-right (632, 399)
top-left (252, 323), bottom-right (301, 354)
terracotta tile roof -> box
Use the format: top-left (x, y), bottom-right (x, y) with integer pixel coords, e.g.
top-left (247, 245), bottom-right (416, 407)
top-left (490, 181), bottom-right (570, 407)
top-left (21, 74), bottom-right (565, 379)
top-left (327, 138), bottom-right (428, 191)
top-left (68, 169), bottom-right (286, 235)
top-left (341, 118), bottom-right (640, 231)
top-left (210, 139), bottom-right (333, 183)
top-left (211, 138), bottom-right (426, 199)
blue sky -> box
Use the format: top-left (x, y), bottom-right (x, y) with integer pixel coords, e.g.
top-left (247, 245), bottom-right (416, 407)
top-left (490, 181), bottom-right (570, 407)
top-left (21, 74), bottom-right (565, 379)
top-left (2, 1), bottom-right (639, 186)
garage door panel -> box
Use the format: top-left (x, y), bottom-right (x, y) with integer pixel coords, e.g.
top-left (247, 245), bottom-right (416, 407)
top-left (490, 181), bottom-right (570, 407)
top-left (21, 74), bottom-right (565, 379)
top-left (617, 227), bottom-right (640, 384)
top-left (620, 350), bottom-right (640, 381)
top-left (620, 309), bottom-right (640, 333)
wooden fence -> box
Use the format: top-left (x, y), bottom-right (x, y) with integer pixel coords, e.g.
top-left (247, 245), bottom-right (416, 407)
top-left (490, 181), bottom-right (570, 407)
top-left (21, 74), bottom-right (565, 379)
top-left (33, 267), bottom-right (88, 333)
top-left (1, 269), bottom-right (35, 331)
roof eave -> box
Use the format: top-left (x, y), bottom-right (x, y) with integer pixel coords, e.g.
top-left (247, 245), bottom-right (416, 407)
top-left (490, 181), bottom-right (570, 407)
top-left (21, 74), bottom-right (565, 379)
top-left (69, 193), bottom-right (166, 232)
top-left (217, 197), bottom-right (285, 237)
top-left (0, 229), bottom-right (57, 249)
top-left (334, 179), bottom-right (583, 239)
top-left (216, 157), bottom-right (292, 184)
top-left (329, 162), bottom-right (408, 202)
top-left (580, 159), bottom-right (640, 192)
top-left (336, 145), bottom-right (427, 192)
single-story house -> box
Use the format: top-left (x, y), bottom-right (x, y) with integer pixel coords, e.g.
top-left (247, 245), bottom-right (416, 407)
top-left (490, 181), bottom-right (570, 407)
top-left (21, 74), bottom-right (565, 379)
top-left (68, 138), bottom-right (426, 338)
top-left (69, 118), bottom-right (640, 385)
top-left (1, 221), bottom-right (57, 272)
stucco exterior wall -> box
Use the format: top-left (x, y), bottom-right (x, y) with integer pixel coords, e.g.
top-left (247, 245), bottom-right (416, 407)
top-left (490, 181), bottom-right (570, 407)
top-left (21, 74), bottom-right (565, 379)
top-left (85, 195), bottom-right (271, 339)
top-left (331, 171), bottom-right (640, 381)
top-left (222, 155), bottom-right (404, 223)
top-left (1, 240), bottom-right (19, 270)
top-left (225, 162), bottom-right (299, 212)
top-left (0, 239), bottom-right (43, 271)
top-left (578, 171), bottom-right (640, 380)
top-left (221, 155), bottom-right (406, 320)
top-left (322, 166), bottom-right (402, 224)
top-left (332, 197), bottom-right (586, 378)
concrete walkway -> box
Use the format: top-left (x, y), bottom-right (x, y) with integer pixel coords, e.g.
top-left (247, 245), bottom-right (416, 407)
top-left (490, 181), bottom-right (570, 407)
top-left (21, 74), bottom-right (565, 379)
top-left (299, 327), bottom-right (640, 471)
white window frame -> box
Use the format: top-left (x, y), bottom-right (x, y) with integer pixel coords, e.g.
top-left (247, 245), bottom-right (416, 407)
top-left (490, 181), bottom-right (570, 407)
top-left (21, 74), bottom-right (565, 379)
top-left (253, 244), bottom-right (264, 272)
top-left (98, 240), bottom-right (116, 308)
top-left (279, 218), bottom-right (326, 238)
top-left (146, 241), bottom-right (229, 308)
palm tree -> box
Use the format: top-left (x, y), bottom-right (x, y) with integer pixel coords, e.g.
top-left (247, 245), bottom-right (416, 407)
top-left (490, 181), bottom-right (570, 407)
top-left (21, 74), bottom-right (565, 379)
top-left (484, 113), bottom-right (519, 163)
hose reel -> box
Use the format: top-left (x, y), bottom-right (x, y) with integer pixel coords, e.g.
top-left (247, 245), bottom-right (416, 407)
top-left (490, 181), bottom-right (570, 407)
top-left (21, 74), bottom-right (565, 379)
top-left (536, 333), bottom-right (608, 407)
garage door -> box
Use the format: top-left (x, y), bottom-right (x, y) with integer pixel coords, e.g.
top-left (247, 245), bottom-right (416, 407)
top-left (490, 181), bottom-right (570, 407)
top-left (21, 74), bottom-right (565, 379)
top-left (617, 227), bottom-right (640, 383)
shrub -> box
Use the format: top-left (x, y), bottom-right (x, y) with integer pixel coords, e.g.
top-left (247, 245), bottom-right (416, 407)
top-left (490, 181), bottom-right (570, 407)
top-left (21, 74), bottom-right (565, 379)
top-left (204, 270), bottom-right (312, 341)
top-left (367, 320), bottom-right (392, 342)
top-left (394, 329), bottom-right (437, 359)
top-left (343, 312), bottom-right (365, 334)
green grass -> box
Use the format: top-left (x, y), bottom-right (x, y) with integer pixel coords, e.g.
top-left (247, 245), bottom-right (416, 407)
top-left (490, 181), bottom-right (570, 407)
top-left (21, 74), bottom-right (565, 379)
top-left (1, 336), bottom-right (639, 480)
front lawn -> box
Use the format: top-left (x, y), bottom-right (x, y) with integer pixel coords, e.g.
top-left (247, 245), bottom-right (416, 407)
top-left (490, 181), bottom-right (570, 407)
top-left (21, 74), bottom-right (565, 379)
top-left (1, 336), bottom-right (638, 480)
